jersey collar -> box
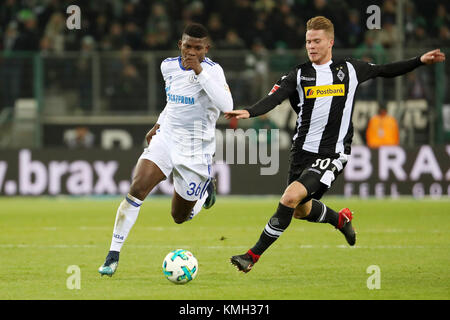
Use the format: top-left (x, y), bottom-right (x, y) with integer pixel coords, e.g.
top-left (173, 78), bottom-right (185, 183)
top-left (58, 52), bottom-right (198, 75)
top-left (312, 59), bottom-right (333, 69)
top-left (178, 56), bottom-right (187, 71)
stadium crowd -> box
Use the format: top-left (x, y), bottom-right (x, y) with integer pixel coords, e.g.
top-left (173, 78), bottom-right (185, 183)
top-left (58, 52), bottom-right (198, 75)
top-left (0, 0), bottom-right (448, 115)
top-left (1, 0), bottom-right (449, 54)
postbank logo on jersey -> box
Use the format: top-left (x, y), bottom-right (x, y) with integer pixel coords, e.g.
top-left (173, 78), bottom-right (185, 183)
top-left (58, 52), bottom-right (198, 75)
top-left (304, 84), bottom-right (345, 98)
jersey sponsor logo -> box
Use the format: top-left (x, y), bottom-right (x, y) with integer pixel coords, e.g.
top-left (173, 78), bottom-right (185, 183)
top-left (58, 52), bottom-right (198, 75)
top-left (304, 84), bottom-right (345, 98)
top-left (167, 93), bottom-right (195, 105)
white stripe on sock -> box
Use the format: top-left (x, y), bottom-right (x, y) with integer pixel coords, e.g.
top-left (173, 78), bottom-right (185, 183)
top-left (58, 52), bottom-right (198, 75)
top-left (317, 202), bottom-right (327, 223)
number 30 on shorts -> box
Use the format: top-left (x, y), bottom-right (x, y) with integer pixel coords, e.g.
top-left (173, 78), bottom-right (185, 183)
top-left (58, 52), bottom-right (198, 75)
top-left (311, 158), bottom-right (331, 170)
top-left (187, 182), bottom-right (203, 197)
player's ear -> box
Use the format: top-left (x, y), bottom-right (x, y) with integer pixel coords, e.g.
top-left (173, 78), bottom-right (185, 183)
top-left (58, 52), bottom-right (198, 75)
top-left (178, 39), bottom-right (182, 50)
top-left (329, 38), bottom-right (334, 48)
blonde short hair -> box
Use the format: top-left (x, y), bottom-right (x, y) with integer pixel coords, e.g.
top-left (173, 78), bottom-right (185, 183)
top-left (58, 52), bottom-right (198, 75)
top-left (306, 16), bottom-right (334, 39)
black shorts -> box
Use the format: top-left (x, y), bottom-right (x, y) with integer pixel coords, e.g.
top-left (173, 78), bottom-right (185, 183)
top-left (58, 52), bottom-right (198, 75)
top-left (287, 146), bottom-right (342, 204)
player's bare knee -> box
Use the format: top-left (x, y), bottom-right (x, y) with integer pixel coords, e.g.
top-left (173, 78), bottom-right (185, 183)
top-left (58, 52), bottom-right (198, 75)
top-left (172, 216), bottom-right (186, 224)
top-left (129, 184), bottom-right (147, 201)
top-left (171, 209), bottom-right (188, 224)
top-left (280, 192), bottom-right (301, 208)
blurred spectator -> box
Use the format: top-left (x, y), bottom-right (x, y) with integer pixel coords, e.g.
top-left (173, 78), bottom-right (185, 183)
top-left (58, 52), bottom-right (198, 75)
top-left (2, 21), bottom-right (19, 51)
top-left (14, 9), bottom-right (39, 51)
top-left (366, 105), bottom-right (399, 148)
top-left (345, 9), bottom-right (363, 48)
top-left (246, 12), bottom-right (274, 49)
top-left (146, 2), bottom-right (171, 38)
top-left (269, 41), bottom-right (296, 73)
top-left (44, 12), bottom-right (66, 53)
top-left (108, 64), bottom-right (146, 112)
top-left (242, 39), bottom-right (269, 104)
top-left (76, 36), bottom-right (95, 112)
top-left (64, 126), bottom-right (95, 148)
top-left (282, 14), bottom-right (305, 49)
top-left (406, 71), bottom-right (430, 100)
top-left (217, 30), bottom-right (246, 50)
top-left (0, 0), bottom-right (446, 54)
top-left (307, 0), bottom-right (333, 20)
top-left (354, 31), bottom-right (387, 65)
top-left (437, 26), bottom-right (450, 48)
top-left (189, 1), bottom-right (207, 25)
top-left (123, 22), bottom-right (142, 50)
top-left (404, 1), bottom-right (418, 40)
top-left (376, 18), bottom-right (399, 49)
top-left (381, 0), bottom-right (396, 22)
top-left (354, 31), bottom-right (387, 100)
top-left (101, 22), bottom-right (125, 51)
top-left (93, 13), bottom-right (110, 44)
top-left (6, 9), bottom-right (40, 103)
top-left (207, 13), bottom-right (226, 46)
top-left (0, 0), bottom-right (20, 32)
top-left (229, 0), bottom-right (256, 44)
top-left (0, 21), bottom-right (20, 109)
top-left (406, 17), bottom-right (429, 47)
top-left (433, 4), bottom-right (450, 34)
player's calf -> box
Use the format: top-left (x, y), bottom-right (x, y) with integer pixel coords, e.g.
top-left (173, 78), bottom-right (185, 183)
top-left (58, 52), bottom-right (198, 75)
top-left (299, 199), bottom-right (356, 246)
top-left (171, 192), bottom-right (197, 224)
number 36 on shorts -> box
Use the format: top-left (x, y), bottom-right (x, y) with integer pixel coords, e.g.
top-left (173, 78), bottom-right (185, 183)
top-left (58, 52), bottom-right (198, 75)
top-left (187, 181), bottom-right (205, 197)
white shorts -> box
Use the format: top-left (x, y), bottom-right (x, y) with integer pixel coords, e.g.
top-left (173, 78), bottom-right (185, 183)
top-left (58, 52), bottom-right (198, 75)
top-left (139, 130), bottom-right (212, 201)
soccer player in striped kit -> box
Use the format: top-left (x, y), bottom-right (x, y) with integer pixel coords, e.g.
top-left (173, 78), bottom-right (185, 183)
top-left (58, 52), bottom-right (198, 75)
top-left (225, 16), bottom-right (445, 273)
top-left (99, 23), bottom-right (233, 276)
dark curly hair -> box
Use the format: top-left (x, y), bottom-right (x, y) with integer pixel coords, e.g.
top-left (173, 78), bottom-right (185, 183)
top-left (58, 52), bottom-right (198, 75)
top-left (183, 23), bottom-right (209, 38)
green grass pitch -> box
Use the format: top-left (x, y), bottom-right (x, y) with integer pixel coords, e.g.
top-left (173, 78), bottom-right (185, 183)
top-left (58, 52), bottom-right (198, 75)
top-left (0, 196), bottom-right (449, 300)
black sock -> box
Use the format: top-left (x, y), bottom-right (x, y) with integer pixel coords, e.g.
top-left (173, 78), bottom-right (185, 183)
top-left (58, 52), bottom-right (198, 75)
top-left (107, 250), bottom-right (120, 261)
top-left (301, 199), bottom-right (339, 227)
top-left (250, 203), bottom-right (294, 256)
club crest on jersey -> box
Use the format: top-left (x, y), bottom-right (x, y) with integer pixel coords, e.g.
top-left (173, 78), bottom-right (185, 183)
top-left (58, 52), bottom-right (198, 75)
top-left (304, 84), bottom-right (345, 98)
top-left (337, 69), bottom-right (345, 81)
top-left (189, 74), bottom-right (199, 83)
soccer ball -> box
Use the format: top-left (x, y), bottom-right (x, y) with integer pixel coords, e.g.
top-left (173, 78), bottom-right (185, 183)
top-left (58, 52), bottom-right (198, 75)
top-left (162, 249), bottom-right (198, 284)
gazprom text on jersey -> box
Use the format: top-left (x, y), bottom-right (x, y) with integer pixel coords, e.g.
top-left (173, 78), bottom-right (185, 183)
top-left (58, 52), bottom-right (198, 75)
top-left (167, 93), bottom-right (195, 105)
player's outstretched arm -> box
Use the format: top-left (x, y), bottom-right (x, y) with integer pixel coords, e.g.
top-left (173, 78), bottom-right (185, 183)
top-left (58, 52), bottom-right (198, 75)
top-left (420, 49), bottom-right (446, 65)
top-left (224, 109), bottom-right (250, 120)
top-left (353, 49), bottom-right (446, 83)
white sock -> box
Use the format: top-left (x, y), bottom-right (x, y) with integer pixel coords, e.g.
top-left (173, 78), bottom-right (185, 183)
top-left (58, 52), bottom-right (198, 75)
top-left (109, 194), bottom-right (143, 252)
top-left (188, 190), bottom-right (209, 221)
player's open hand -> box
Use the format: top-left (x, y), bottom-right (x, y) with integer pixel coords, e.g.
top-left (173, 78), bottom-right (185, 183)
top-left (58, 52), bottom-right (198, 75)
top-left (224, 110), bottom-right (250, 120)
top-left (420, 49), bottom-right (446, 65)
top-left (145, 124), bottom-right (160, 145)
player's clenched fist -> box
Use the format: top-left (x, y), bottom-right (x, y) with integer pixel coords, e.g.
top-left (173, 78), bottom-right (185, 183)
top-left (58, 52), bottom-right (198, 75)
top-left (182, 54), bottom-right (203, 75)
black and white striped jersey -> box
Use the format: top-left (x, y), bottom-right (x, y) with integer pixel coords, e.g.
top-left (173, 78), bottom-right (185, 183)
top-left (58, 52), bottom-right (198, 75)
top-left (246, 56), bottom-right (423, 157)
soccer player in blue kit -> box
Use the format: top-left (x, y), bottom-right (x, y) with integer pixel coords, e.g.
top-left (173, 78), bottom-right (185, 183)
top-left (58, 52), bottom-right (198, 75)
top-left (99, 23), bottom-right (233, 276)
